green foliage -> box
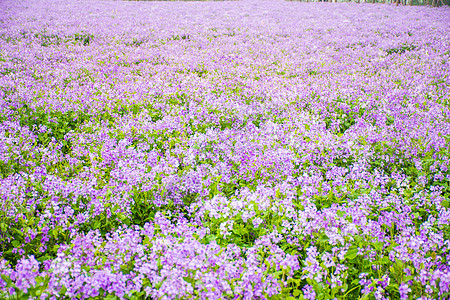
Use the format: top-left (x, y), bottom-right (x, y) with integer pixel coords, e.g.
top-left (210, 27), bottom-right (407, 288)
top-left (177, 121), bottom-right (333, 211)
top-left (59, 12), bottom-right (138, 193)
top-left (0, 195), bottom-right (65, 265)
top-left (34, 31), bottom-right (94, 47)
top-left (313, 190), bottom-right (347, 210)
top-left (73, 33), bottom-right (94, 46)
top-left (385, 43), bottom-right (417, 55)
top-left (320, 97), bottom-right (366, 134)
top-left (170, 34), bottom-right (190, 41)
top-left (16, 105), bottom-right (90, 151)
top-left (130, 184), bottom-right (199, 226)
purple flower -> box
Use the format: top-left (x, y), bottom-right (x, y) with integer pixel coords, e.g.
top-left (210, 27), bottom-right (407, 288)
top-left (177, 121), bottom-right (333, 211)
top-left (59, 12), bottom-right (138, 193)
top-left (302, 284), bottom-right (316, 300)
top-left (0, 0), bottom-right (449, 299)
top-left (10, 256), bottom-right (40, 294)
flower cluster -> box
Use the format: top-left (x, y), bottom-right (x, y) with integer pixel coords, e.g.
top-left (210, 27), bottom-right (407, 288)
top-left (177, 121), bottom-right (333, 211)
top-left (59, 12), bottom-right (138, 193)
top-left (0, 0), bottom-right (449, 299)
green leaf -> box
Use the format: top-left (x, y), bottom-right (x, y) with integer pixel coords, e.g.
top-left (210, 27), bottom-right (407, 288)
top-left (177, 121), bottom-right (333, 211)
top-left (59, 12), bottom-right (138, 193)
top-left (345, 247), bottom-right (358, 260)
top-left (93, 220), bottom-right (101, 229)
top-left (276, 189), bottom-right (282, 199)
top-left (319, 234), bottom-right (329, 243)
top-left (205, 234), bottom-right (217, 242)
top-left (13, 227), bottom-right (23, 236)
top-left (183, 276), bottom-right (194, 284)
top-left (111, 204), bottom-right (119, 212)
top-left (272, 271), bottom-right (283, 279)
top-left (386, 283), bottom-right (399, 293)
top-left (59, 286), bottom-right (67, 296)
top-left (380, 256), bottom-right (391, 265)
top-left (373, 241), bottom-right (384, 252)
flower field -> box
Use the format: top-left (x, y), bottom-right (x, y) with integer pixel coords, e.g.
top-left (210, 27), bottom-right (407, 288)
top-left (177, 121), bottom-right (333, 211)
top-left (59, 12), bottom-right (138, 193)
top-left (0, 0), bottom-right (450, 299)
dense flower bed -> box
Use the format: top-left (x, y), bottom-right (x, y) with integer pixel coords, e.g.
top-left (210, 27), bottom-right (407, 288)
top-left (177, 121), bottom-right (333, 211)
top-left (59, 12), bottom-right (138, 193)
top-left (0, 0), bottom-right (449, 299)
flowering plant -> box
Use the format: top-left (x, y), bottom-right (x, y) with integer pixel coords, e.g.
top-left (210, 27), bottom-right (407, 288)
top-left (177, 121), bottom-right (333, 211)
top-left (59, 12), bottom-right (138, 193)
top-left (0, 0), bottom-right (449, 299)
